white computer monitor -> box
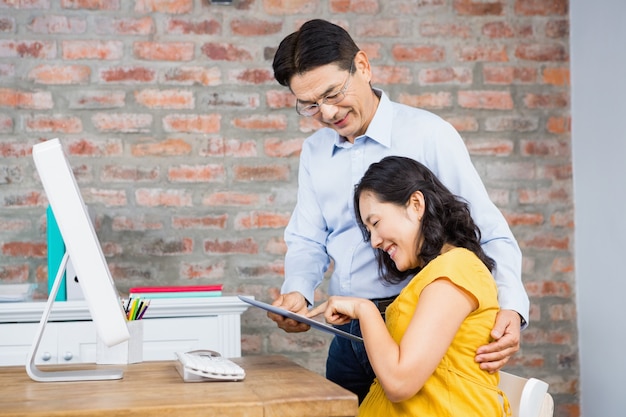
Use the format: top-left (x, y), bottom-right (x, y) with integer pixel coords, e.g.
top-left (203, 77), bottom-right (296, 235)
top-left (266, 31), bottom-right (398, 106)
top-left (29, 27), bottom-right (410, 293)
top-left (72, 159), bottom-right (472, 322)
top-left (28, 138), bottom-right (130, 382)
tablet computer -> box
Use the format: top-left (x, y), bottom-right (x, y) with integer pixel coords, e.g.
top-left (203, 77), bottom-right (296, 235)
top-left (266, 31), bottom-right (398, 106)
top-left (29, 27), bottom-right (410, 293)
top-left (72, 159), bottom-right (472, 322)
top-left (238, 296), bottom-right (363, 343)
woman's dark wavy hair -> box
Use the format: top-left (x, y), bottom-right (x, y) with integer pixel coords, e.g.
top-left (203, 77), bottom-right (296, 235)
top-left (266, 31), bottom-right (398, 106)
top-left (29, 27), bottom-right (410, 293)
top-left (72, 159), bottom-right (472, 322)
top-left (354, 156), bottom-right (496, 284)
top-left (272, 19), bottom-right (359, 87)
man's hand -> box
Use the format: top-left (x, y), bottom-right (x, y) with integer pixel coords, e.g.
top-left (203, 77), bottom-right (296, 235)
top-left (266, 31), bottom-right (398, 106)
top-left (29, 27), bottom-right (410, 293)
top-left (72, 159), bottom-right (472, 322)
top-left (268, 292), bottom-right (311, 333)
top-left (475, 309), bottom-right (522, 373)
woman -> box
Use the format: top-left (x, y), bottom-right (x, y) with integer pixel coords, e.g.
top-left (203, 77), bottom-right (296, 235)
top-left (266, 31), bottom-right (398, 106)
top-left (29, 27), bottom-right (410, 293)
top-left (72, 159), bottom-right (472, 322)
top-left (308, 156), bottom-right (509, 416)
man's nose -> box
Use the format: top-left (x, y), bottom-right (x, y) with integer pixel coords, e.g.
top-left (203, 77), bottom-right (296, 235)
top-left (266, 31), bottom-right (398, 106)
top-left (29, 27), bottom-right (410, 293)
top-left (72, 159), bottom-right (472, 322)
top-left (319, 102), bottom-right (339, 119)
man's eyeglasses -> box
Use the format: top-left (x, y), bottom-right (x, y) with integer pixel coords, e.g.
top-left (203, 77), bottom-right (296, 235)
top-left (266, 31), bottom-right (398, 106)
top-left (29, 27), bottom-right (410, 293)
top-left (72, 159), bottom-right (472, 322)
top-left (296, 61), bottom-right (354, 117)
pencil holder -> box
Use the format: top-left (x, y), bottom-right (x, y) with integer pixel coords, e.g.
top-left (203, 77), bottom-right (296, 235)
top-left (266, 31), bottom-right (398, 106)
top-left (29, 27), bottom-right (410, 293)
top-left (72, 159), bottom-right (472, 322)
top-left (96, 320), bottom-right (143, 364)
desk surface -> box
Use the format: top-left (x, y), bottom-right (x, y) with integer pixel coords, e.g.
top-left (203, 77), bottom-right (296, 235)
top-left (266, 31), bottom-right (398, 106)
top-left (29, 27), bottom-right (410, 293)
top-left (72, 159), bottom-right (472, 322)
top-left (0, 355), bottom-right (358, 417)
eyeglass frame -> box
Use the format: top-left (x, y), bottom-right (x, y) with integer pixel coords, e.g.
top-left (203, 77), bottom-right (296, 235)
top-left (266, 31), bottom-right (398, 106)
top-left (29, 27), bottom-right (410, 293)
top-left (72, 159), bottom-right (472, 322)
top-left (295, 60), bottom-right (354, 117)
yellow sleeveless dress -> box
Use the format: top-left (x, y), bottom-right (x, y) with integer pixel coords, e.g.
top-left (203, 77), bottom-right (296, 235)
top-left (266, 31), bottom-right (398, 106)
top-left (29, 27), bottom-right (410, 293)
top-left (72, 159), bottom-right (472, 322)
top-left (358, 248), bottom-right (508, 417)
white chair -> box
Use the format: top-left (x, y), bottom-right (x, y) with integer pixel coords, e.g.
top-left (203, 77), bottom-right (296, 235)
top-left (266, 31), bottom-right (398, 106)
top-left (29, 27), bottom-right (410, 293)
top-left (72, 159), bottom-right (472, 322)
top-left (499, 371), bottom-right (554, 417)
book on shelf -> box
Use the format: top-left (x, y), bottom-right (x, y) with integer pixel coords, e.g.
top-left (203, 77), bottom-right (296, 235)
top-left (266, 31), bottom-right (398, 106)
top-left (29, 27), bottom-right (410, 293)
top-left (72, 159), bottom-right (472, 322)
top-left (128, 284), bottom-right (223, 299)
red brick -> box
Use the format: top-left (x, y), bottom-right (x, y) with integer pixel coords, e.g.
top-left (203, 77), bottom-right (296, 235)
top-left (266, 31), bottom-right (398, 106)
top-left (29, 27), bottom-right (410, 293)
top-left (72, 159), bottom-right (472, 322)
top-left (420, 22), bottom-right (471, 38)
top-left (172, 215), bottom-right (228, 229)
top-left (0, 88), bottom-right (53, 109)
top-left (167, 18), bottom-right (221, 35)
top-left (518, 187), bottom-right (570, 204)
top-left (180, 261), bottom-right (226, 280)
top-left (232, 114), bottom-right (287, 131)
top-left (550, 210), bottom-right (574, 228)
top-left (62, 40), bottom-right (123, 60)
top-left (514, 0), bottom-right (568, 16)
top-left (112, 216), bottom-right (164, 231)
top-left (419, 67), bottom-right (472, 84)
top-left (0, 264), bottom-right (29, 281)
top-left (263, 0), bottom-right (316, 14)
top-left (133, 41), bottom-right (194, 61)
top-left (397, 92), bottom-right (453, 109)
top-left (163, 114), bottom-right (220, 133)
top-left (546, 116), bottom-right (570, 134)
top-left (372, 65), bottom-right (412, 85)
top-left (503, 211), bottom-right (544, 226)
top-left (25, 114), bottom-right (82, 133)
top-left (264, 137), bottom-right (304, 157)
top-left (391, 45), bottom-right (445, 62)
top-left (199, 138), bottom-right (258, 158)
top-left (2, 241), bottom-right (47, 258)
top-left (204, 238), bottom-right (258, 255)
top-left (131, 138), bottom-right (193, 156)
top-left (458, 90), bottom-right (514, 109)
top-left (29, 15), bottom-right (87, 33)
top-left (235, 212), bottom-right (290, 231)
top-left (482, 21), bottom-right (533, 38)
top-left (66, 138), bottom-right (123, 156)
top-left (542, 67), bottom-right (570, 86)
top-left (134, 89), bottom-right (194, 109)
top-left (141, 237), bottom-right (193, 256)
top-left (552, 257), bottom-right (574, 273)
top-left (265, 237), bottom-right (287, 255)
top-left (135, 188), bottom-right (192, 207)
top-left (454, 0), bottom-right (504, 15)
top-left (82, 188), bottom-right (127, 206)
top-left (466, 138), bottom-right (514, 156)
top-left (168, 164), bottom-right (225, 182)
top-left (456, 44), bottom-right (508, 62)
top-left (162, 66), bottom-right (221, 86)
top-left (91, 113), bottom-right (152, 132)
top-left (525, 280), bottom-right (572, 298)
top-left (100, 66), bottom-right (156, 83)
top-left (2, 191), bottom-right (47, 208)
top-left (28, 64), bottom-right (91, 84)
top-left (0, 40), bottom-right (56, 58)
top-left (445, 116), bottom-right (479, 132)
top-left (203, 192), bottom-right (261, 206)
top-left (521, 139), bottom-right (569, 157)
top-left (355, 19), bottom-right (400, 37)
top-left (61, 0), bottom-right (120, 10)
top-left (0, 17), bottom-right (15, 33)
top-left (234, 165), bottom-right (290, 182)
top-left (68, 90), bottom-right (126, 109)
top-left (231, 18), bottom-right (282, 36)
top-left (95, 16), bottom-right (154, 35)
top-left (483, 66), bottom-right (537, 84)
top-left (0, 115), bottom-right (13, 133)
top-left (523, 92), bottom-right (568, 109)
top-left (229, 68), bottom-right (275, 84)
top-left (330, 0), bottom-right (379, 13)
top-left (134, 0), bottom-right (193, 13)
top-left (102, 165), bottom-right (160, 182)
top-left (484, 116), bottom-right (539, 132)
top-left (266, 90), bottom-right (296, 109)
top-left (545, 19), bottom-right (569, 38)
top-left (515, 43), bottom-right (569, 61)
top-left (200, 42), bottom-right (253, 62)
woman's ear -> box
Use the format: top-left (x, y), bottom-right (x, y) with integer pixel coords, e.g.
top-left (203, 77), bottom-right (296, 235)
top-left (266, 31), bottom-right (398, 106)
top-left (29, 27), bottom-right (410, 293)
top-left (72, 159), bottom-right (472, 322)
top-left (409, 191), bottom-right (426, 220)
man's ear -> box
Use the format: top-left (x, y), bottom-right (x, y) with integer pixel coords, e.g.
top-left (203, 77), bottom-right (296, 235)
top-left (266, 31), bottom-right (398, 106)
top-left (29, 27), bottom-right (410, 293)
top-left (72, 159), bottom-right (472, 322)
top-left (354, 50), bottom-right (371, 81)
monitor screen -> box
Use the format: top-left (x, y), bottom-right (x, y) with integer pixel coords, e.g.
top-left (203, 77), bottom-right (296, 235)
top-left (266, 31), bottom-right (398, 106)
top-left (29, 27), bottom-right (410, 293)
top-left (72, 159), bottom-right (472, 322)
top-left (28, 138), bottom-right (130, 382)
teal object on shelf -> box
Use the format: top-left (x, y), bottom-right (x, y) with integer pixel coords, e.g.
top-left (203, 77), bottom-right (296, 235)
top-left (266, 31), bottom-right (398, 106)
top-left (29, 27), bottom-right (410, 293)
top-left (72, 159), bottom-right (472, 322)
top-left (47, 205), bottom-right (67, 301)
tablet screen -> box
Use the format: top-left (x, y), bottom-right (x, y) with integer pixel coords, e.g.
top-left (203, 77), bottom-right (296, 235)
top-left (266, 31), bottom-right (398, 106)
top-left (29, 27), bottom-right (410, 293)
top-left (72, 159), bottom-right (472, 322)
top-left (238, 296), bottom-right (363, 343)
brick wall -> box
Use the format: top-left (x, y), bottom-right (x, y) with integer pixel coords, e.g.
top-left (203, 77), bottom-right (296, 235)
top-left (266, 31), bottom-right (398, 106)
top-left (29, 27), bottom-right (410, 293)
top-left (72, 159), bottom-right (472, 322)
top-left (0, 0), bottom-right (575, 415)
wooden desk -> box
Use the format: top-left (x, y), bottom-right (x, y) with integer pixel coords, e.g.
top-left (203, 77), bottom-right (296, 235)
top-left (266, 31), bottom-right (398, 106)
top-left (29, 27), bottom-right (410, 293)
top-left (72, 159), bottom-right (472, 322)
top-left (0, 355), bottom-right (358, 417)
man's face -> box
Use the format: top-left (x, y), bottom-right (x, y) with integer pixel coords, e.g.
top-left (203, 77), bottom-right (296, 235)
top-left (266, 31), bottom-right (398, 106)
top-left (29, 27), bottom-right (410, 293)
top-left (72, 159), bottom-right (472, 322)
top-left (289, 53), bottom-right (377, 143)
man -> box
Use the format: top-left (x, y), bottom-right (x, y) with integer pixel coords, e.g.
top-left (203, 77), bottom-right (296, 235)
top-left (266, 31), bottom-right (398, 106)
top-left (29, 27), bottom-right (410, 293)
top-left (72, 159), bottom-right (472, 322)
top-left (269, 19), bottom-right (529, 403)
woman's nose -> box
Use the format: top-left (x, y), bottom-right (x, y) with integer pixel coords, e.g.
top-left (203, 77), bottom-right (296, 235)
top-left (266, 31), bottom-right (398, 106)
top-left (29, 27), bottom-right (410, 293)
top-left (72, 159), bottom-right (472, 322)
top-left (370, 232), bottom-right (383, 249)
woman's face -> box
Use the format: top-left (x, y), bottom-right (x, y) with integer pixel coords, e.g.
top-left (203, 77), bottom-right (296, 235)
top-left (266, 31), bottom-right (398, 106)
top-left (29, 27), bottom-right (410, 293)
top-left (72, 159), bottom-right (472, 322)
top-left (358, 190), bottom-right (424, 271)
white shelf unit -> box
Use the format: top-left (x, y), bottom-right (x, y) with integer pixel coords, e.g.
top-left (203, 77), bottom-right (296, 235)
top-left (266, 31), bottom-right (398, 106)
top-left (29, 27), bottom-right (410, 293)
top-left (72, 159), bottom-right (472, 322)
top-left (0, 296), bottom-right (249, 366)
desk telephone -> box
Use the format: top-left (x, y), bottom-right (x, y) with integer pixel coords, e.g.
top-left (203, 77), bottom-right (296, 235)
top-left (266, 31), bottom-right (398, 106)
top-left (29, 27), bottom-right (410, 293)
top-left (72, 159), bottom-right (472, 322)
top-left (175, 350), bottom-right (245, 382)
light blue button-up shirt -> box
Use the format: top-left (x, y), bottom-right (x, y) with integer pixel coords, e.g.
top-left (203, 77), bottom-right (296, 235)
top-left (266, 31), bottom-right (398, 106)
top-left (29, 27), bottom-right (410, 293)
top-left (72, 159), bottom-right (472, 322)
top-left (282, 90), bottom-right (529, 324)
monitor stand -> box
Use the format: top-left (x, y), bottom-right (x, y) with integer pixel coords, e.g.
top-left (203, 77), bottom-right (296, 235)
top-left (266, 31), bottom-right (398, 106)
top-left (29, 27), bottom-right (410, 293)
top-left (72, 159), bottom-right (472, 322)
top-left (25, 252), bottom-right (124, 382)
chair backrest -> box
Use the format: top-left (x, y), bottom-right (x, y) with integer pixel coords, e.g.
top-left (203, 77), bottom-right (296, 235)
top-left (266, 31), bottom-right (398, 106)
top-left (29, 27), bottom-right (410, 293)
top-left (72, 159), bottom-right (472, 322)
top-left (499, 371), bottom-right (554, 417)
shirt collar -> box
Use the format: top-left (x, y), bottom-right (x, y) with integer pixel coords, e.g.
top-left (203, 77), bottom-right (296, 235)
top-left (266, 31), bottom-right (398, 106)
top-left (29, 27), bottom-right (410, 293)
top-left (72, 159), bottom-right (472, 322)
top-left (331, 89), bottom-right (393, 155)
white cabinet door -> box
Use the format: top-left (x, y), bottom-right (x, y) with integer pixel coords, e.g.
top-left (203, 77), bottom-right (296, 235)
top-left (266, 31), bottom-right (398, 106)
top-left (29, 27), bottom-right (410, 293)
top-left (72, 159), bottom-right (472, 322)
top-left (0, 322), bottom-right (58, 365)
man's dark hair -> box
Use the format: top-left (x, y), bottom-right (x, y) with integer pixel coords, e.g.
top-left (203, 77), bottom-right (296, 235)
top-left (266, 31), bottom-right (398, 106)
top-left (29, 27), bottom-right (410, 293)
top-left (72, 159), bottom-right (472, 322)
top-left (273, 19), bottom-right (359, 87)
top-left (353, 156), bottom-right (496, 284)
